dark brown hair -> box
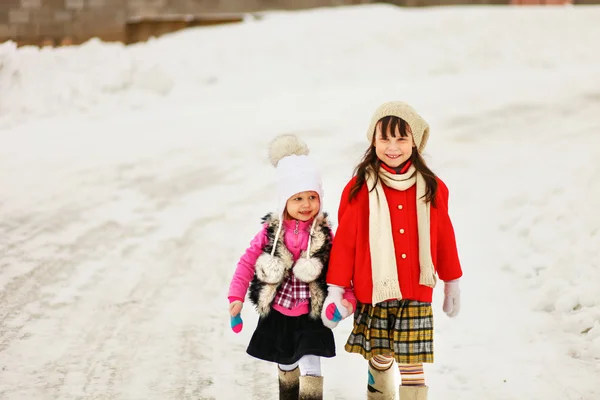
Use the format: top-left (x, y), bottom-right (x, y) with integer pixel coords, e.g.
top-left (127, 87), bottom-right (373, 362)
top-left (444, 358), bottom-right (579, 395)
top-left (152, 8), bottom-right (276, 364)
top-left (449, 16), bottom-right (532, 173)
top-left (349, 116), bottom-right (438, 206)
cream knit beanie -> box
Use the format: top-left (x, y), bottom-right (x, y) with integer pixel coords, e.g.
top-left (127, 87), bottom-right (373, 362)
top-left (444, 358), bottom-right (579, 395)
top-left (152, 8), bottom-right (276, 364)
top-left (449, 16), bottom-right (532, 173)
top-left (366, 101), bottom-right (430, 153)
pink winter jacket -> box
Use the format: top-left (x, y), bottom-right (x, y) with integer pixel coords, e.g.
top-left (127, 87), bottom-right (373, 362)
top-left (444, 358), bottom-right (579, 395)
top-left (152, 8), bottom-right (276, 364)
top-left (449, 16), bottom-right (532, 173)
top-left (228, 218), bottom-right (356, 317)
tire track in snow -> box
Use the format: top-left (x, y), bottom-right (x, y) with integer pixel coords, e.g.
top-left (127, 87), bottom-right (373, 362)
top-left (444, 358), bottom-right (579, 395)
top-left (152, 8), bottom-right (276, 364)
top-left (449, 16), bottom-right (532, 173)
top-left (0, 155), bottom-right (230, 399)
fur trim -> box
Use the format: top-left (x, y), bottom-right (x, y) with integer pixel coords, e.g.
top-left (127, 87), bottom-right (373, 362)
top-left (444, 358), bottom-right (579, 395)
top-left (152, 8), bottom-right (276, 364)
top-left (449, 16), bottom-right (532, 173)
top-left (308, 281), bottom-right (326, 320)
top-left (256, 283), bottom-right (279, 316)
top-left (278, 366), bottom-right (300, 386)
top-left (249, 212), bottom-right (333, 319)
top-left (293, 257), bottom-right (323, 283)
top-left (268, 134), bottom-right (309, 167)
top-left (299, 375), bottom-right (323, 398)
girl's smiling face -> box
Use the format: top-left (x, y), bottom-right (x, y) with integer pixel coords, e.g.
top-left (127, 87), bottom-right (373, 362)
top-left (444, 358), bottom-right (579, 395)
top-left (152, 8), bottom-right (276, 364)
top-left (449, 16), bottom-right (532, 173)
top-left (374, 118), bottom-right (415, 168)
top-left (285, 191), bottom-right (320, 221)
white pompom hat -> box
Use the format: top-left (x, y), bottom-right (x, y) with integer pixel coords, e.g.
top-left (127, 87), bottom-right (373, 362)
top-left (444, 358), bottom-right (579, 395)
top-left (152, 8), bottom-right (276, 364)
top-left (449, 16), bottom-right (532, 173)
top-left (268, 134), bottom-right (324, 219)
top-left (267, 134), bottom-right (324, 259)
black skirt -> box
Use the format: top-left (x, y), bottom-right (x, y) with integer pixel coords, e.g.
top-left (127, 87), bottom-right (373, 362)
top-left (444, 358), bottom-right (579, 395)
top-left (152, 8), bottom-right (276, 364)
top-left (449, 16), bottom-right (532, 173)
top-left (246, 309), bottom-right (336, 365)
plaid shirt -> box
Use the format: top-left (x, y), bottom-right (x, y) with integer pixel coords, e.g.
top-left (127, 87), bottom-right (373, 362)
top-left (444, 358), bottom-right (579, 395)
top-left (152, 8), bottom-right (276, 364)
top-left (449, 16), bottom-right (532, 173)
top-left (273, 273), bottom-right (311, 309)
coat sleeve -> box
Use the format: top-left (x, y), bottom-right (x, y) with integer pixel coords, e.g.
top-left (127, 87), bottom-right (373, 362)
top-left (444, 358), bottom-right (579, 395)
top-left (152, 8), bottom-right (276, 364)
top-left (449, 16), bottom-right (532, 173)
top-left (435, 179), bottom-right (463, 282)
top-left (337, 177), bottom-right (356, 226)
top-left (342, 287), bottom-right (357, 311)
top-left (228, 226), bottom-right (268, 302)
top-left (327, 179), bottom-right (357, 288)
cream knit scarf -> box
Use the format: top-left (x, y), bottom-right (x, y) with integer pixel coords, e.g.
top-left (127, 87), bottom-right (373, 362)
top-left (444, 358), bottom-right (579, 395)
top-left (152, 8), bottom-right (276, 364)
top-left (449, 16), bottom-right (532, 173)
top-left (366, 164), bottom-right (437, 305)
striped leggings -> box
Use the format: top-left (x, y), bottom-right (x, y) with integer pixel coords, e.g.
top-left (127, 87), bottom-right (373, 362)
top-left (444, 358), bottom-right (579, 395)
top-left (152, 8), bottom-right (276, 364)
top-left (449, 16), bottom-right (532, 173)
top-left (370, 354), bottom-right (425, 386)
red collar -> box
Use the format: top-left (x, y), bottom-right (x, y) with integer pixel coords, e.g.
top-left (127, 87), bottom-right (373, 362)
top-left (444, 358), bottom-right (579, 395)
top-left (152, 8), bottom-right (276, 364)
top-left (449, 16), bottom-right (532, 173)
top-left (381, 160), bottom-right (412, 174)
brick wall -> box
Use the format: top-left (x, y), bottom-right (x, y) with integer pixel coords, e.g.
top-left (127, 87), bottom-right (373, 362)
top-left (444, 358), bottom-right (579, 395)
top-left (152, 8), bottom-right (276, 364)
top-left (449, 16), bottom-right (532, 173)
top-left (1, 0), bottom-right (595, 47)
top-left (0, 0), bottom-right (377, 46)
top-left (1, 0), bottom-right (126, 46)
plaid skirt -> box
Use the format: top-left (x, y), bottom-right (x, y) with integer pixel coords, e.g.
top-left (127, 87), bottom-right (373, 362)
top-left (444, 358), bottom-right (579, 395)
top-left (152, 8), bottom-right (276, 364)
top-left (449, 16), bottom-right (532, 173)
top-left (345, 299), bottom-right (434, 364)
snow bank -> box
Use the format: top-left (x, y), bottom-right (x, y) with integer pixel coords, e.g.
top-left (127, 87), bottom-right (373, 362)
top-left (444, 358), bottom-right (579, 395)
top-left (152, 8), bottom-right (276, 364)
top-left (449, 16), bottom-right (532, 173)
top-left (2, 5), bottom-right (599, 128)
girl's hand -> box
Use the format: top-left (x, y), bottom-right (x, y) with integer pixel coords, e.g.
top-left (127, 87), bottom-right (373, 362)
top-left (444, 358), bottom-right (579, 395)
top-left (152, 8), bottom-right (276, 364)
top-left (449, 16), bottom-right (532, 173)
top-left (442, 280), bottom-right (460, 317)
top-left (229, 301), bottom-right (243, 317)
top-left (321, 285), bottom-right (352, 329)
top-left (341, 299), bottom-right (354, 314)
top-left (229, 301), bottom-right (244, 333)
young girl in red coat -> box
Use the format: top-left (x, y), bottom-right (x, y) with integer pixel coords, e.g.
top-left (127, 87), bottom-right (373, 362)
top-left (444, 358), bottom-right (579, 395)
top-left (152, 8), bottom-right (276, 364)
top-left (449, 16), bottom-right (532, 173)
top-left (321, 101), bottom-right (463, 400)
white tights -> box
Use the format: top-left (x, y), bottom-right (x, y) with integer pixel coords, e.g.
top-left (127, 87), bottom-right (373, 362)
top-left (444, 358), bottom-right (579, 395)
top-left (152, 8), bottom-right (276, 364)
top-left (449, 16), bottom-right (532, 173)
top-left (278, 355), bottom-right (321, 377)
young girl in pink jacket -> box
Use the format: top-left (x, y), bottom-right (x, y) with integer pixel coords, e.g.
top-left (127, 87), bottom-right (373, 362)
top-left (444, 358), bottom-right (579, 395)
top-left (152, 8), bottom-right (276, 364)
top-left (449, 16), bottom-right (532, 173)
top-left (227, 134), bottom-right (355, 400)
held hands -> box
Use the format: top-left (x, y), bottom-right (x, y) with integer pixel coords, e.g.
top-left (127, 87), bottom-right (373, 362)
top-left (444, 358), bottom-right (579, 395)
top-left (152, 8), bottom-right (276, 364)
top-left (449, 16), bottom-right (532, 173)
top-left (442, 279), bottom-right (461, 318)
top-left (321, 285), bottom-right (354, 329)
top-left (229, 301), bottom-right (244, 333)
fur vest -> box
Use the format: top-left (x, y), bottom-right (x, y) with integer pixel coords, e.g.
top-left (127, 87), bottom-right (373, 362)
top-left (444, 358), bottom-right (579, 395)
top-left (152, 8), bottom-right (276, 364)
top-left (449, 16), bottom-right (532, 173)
top-left (248, 212), bottom-right (333, 319)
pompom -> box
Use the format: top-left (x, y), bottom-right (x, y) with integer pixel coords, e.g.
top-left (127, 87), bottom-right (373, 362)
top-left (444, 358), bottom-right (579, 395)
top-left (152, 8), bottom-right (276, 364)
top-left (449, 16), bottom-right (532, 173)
top-left (255, 253), bottom-right (286, 284)
top-left (293, 257), bottom-right (323, 283)
top-left (268, 134), bottom-right (309, 167)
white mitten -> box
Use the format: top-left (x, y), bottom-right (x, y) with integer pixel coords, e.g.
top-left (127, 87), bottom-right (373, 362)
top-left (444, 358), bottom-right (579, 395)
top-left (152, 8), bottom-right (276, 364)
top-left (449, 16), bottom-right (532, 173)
top-left (442, 279), bottom-right (461, 317)
top-left (321, 285), bottom-right (352, 329)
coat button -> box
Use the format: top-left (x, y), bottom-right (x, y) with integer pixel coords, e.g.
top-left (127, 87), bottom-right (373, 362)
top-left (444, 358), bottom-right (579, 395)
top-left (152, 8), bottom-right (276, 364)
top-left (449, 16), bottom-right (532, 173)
top-left (401, 254), bottom-right (407, 259)
top-left (399, 229), bottom-right (405, 234)
top-left (397, 205), bottom-right (403, 209)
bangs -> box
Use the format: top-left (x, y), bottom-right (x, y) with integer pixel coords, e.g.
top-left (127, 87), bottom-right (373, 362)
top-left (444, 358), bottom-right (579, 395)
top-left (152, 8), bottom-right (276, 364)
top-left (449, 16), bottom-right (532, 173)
top-left (377, 116), bottom-right (409, 140)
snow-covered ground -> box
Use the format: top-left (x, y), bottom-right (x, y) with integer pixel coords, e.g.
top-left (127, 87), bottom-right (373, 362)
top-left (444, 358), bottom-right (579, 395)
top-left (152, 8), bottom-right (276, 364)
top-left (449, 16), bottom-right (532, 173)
top-left (1, 4), bottom-right (599, 399)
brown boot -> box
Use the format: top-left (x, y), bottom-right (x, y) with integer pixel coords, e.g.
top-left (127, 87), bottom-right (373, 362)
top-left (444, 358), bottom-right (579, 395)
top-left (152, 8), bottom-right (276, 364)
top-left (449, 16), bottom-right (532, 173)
top-left (367, 362), bottom-right (395, 400)
top-left (299, 375), bottom-right (323, 400)
top-left (278, 366), bottom-right (300, 400)
top-left (399, 385), bottom-right (428, 400)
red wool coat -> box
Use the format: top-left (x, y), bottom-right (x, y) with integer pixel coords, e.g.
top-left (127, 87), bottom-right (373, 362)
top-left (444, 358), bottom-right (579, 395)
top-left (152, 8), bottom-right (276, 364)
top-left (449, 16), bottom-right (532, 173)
top-left (326, 166), bottom-right (463, 304)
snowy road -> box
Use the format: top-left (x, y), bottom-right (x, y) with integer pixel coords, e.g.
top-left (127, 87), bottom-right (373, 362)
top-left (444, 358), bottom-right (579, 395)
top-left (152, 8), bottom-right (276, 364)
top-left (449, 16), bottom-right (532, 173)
top-left (2, 5), bottom-right (600, 400)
